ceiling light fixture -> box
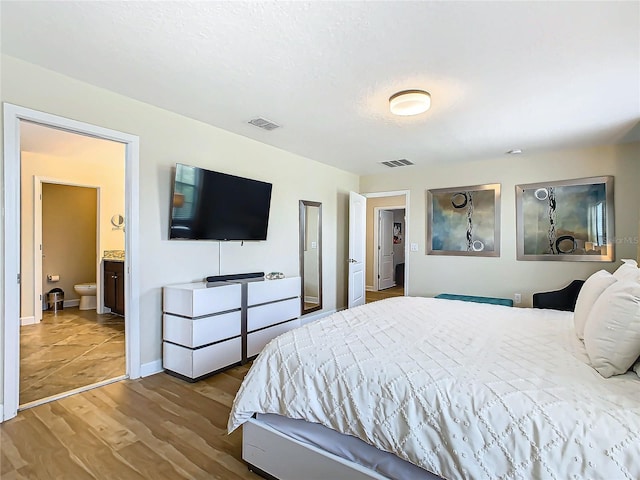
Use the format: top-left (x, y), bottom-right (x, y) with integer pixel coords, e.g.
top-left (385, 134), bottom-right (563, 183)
top-left (507, 149), bottom-right (523, 155)
top-left (389, 90), bottom-right (431, 116)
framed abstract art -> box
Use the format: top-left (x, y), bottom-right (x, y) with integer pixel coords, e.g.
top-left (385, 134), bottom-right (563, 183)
top-left (515, 176), bottom-right (614, 261)
top-left (427, 183), bottom-right (501, 257)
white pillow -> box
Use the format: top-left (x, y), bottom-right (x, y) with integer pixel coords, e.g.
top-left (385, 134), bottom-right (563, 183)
top-left (613, 259), bottom-right (640, 282)
top-left (584, 281), bottom-right (640, 378)
top-left (573, 270), bottom-right (617, 340)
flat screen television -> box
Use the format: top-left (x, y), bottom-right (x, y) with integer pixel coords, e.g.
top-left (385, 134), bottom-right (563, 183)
top-left (169, 163), bottom-right (272, 241)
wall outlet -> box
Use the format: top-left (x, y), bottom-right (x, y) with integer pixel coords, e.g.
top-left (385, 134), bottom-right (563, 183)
top-left (410, 243), bottom-right (419, 252)
top-left (514, 293), bottom-right (522, 304)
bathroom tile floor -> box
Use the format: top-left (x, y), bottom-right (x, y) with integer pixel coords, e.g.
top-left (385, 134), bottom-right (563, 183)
top-left (19, 307), bottom-right (125, 406)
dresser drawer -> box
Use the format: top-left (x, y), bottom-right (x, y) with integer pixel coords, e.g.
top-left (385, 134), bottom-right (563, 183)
top-left (247, 297), bottom-right (300, 332)
top-left (247, 319), bottom-right (300, 358)
top-left (163, 282), bottom-right (241, 317)
top-left (163, 338), bottom-right (242, 379)
top-left (163, 310), bottom-right (241, 348)
top-left (247, 277), bottom-right (301, 306)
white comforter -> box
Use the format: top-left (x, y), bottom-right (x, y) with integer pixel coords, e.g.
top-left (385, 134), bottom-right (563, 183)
top-left (228, 297), bottom-right (640, 480)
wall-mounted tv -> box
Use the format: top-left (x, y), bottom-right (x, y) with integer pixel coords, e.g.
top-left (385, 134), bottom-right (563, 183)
top-left (169, 163), bottom-right (272, 241)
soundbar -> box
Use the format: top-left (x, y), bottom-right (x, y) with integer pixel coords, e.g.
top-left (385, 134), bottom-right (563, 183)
top-left (205, 272), bottom-right (264, 283)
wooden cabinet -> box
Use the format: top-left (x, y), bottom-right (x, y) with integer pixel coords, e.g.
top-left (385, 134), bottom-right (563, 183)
top-left (104, 260), bottom-right (125, 315)
top-left (162, 277), bottom-right (301, 381)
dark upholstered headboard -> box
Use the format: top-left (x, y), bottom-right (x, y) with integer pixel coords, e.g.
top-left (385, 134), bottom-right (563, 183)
top-left (532, 280), bottom-right (585, 312)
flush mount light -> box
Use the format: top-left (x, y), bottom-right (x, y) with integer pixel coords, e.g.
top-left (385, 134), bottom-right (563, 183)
top-left (507, 149), bottom-right (523, 155)
top-left (389, 90), bottom-right (431, 116)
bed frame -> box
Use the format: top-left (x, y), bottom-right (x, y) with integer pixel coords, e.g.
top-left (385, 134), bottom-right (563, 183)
top-left (243, 418), bottom-right (389, 480)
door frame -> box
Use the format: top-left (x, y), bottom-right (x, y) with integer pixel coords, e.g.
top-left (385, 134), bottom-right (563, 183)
top-left (34, 179), bottom-right (102, 324)
top-left (364, 191), bottom-right (410, 295)
top-left (2, 103), bottom-right (141, 421)
top-left (373, 206), bottom-right (405, 291)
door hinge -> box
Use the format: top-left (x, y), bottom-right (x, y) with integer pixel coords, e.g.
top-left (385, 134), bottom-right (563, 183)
top-left (17, 273), bottom-right (21, 284)
top-left (378, 274), bottom-right (380, 279)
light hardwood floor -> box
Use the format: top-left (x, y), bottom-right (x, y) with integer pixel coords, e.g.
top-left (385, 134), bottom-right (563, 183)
top-left (20, 307), bottom-right (125, 406)
top-left (365, 284), bottom-right (405, 303)
top-left (1, 365), bottom-right (260, 480)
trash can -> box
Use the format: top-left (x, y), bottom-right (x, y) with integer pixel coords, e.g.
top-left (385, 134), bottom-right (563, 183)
top-left (47, 288), bottom-right (64, 313)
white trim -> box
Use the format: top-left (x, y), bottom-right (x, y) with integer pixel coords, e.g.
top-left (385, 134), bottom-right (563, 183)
top-left (304, 295), bottom-right (319, 303)
top-left (365, 285), bottom-right (375, 292)
top-left (2, 103), bottom-right (141, 422)
top-left (20, 316), bottom-right (36, 326)
top-left (63, 299), bottom-right (80, 308)
top-left (35, 177), bottom-right (102, 321)
top-left (300, 308), bottom-right (337, 326)
top-left (0, 404), bottom-right (3, 420)
top-left (140, 359), bottom-right (163, 378)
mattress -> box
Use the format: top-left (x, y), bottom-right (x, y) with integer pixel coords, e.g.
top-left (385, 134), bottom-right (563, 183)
top-left (229, 296), bottom-right (640, 480)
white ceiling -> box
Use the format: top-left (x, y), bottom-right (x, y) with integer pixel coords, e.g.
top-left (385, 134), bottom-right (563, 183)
top-left (2, 1), bottom-right (639, 175)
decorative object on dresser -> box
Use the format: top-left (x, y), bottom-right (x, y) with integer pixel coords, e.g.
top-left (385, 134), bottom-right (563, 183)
top-left (426, 183), bottom-right (501, 257)
top-left (516, 176), bottom-right (614, 261)
top-left (162, 275), bottom-right (301, 382)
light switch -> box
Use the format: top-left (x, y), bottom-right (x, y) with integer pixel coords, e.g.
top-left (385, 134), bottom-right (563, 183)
top-left (410, 243), bottom-right (419, 252)
top-left (311, 241), bottom-right (317, 249)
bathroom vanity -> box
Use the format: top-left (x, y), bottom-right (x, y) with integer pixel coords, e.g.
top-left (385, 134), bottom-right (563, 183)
top-left (104, 260), bottom-right (125, 315)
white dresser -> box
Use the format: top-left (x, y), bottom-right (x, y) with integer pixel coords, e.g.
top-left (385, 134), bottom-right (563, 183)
top-left (163, 277), bottom-right (301, 381)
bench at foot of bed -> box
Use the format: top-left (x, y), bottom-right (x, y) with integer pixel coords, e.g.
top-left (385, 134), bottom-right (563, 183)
top-left (434, 293), bottom-right (513, 307)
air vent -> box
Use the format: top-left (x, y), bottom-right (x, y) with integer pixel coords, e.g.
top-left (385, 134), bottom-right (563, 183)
top-left (380, 159), bottom-right (414, 168)
top-left (248, 117), bottom-right (281, 131)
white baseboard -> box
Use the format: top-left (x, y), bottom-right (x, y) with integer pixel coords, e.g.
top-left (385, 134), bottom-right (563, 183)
top-left (304, 295), bottom-right (319, 303)
top-left (365, 285), bottom-right (376, 292)
top-left (20, 316), bottom-right (37, 326)
top-left (64, 299), bottom-right (80, 307)
top-left (0, 403), bottom-right (4, 422)
top-left (140, 359), bottom-right (163, 377)
top-left (301, 309), bottom-right (337, 326)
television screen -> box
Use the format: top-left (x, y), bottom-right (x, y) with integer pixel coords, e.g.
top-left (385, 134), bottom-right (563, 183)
top-left (169, 163), bottom-right (272, 241)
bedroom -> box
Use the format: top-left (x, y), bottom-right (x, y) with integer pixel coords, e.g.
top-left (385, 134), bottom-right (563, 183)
top-left (1, 1), bottom-right (639, 479)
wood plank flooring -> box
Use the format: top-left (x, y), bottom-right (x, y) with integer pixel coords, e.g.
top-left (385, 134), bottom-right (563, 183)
top-left (20, 307), bottom-right (125, 405)
top-left (1, 365), bottom-right (260, 480)
top-left (365, 285), bottom-right (405, 303)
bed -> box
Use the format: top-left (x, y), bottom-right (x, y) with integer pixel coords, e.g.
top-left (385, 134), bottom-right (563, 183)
top-left (228, 294), bottom-right (640, 480)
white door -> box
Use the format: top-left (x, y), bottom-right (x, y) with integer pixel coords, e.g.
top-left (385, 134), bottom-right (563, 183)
top-left (378, 210), bottom-right (395, 290)
top-left (348, 192), bottom-right (366, 308)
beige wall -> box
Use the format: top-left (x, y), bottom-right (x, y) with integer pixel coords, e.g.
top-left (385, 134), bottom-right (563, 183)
top-left (0, 54), bottom-right (360, 397)
top-left (20, 148), bottom-right (125, 319)
top-left (361, 142), bottom-right (640, 306)
top-left (42, 184), bottom-right (97, 305)
top-left (365, 195), bottom-right (406, 289)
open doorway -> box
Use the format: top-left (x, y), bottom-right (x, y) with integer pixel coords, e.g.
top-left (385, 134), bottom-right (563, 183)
top-left (3, 103), bottom-right (140, 421)
top-left (363, 192), bottom-right (409, 304)
top-left (18, 122), bottom-right (126, 408)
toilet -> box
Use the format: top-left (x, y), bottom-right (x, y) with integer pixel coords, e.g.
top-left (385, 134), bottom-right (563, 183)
top-left (74, 283), bottom-right (97, 310)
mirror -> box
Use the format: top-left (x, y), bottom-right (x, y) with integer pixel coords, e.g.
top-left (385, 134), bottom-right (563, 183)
top-left (111, 214), bottom-right (125, 229)
top-left (299, 200), bottom-right (322, 314)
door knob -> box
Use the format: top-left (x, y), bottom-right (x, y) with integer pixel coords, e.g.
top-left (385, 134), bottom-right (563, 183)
top-left (348, 258), bottom-right (357, 263)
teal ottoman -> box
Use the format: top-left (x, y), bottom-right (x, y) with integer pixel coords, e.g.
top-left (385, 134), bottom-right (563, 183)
top-left (435, 293), bottom-right (513, 307)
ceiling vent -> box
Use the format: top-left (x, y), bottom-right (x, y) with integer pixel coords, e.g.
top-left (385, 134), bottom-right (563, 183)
top-left (380, 159), bottom-right (414, 168)
top-left (248, 117), bottom-right (281, 131)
